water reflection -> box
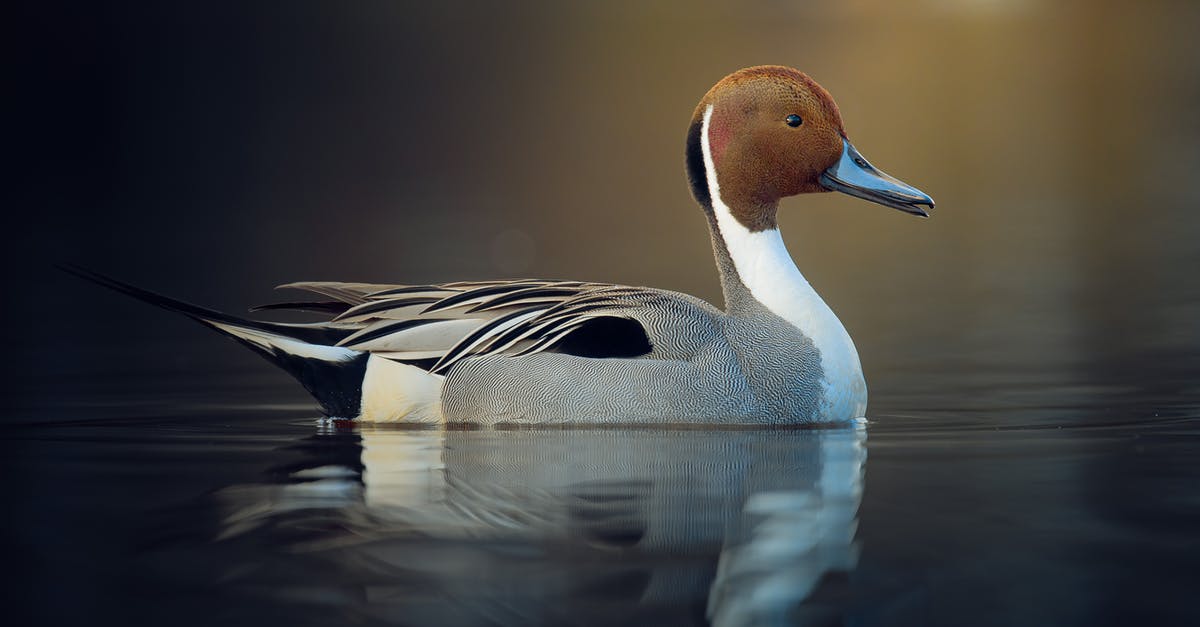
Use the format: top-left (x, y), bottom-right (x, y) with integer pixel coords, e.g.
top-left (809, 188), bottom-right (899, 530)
top-left (211, 424), bottom-right (866, 625)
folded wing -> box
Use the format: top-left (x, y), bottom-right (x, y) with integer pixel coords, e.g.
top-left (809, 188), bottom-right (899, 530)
top-left (260, 279), bottom-right (655, 373)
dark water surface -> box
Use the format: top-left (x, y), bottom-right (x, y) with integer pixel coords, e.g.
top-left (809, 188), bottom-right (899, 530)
top-left (5, 363), bottom-right (1198, 627)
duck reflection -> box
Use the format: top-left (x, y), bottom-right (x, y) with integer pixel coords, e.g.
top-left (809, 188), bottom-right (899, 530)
top-left (212, 424), bottom-right (866, 625)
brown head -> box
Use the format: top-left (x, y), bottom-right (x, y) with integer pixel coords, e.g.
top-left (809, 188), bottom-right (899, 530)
top-left (686, 66), bottom-right (933, 231)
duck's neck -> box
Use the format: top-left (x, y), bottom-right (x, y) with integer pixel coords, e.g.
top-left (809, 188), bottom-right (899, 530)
top-left (704, 204), bottom-right (822, 325)
top-left (693, 105), bottom-right (865, 409)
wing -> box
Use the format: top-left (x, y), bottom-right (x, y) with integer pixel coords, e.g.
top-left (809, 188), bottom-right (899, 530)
top-left (256, 280), bottom-right (661, 373)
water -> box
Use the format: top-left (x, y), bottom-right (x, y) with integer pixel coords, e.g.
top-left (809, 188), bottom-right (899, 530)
top-left (5, 363), bottom-right (1198, 626)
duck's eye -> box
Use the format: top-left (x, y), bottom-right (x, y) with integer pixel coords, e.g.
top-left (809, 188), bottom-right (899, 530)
top-left (785, 114), bottom-right (803, 127)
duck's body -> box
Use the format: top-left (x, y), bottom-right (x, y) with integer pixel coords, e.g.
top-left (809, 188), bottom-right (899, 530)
top-left (72, 66), bottom-right (932, 425)
top-left (442, 286), bottom-right (835, 425)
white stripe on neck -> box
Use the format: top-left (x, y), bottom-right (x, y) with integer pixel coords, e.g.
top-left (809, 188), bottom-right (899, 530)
top-left (700, 104), bottom-right (866, 418)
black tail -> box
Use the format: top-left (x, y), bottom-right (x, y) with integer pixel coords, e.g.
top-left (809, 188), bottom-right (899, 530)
top-left (62, 265), bottom-right (369, 418)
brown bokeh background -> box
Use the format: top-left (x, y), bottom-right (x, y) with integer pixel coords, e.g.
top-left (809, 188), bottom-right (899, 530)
top-left (11, 0), bottom-right (1199, 415)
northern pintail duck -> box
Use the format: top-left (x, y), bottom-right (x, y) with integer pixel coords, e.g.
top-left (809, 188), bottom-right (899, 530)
top-left (71, 66), bottom-right (933, 425)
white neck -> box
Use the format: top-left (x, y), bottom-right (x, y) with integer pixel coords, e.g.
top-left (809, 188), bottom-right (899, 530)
top-left (700, 105), bottom-right (866, 417)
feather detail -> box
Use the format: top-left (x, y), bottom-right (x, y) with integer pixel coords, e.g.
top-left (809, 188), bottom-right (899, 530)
top-left (333, 303), bottom-right (441, 324)
top-left (90, 269), bottom-right (661, 377)
top-left (249, 301), bottom-right (351, 314)
top-left (463, 286), bottom-right (586, 312)
top-left (276, 281), bottom-right (400, 305)
top-left (372, 349), bottom-right (451, 362)
top-left (340, 318), bottom-right (486, 353)
top-left (421, 282), bottom-right (547, 314)
top-left (429, 308), bottom-right (550, 374)
top-left (366, 285), bottom-right (455, 298)
top-left (333, 296), bottom-right (447, 322)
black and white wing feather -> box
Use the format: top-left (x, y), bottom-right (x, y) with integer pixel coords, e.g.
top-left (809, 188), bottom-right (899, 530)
top-left (262, 280), bottom-right (656, 373)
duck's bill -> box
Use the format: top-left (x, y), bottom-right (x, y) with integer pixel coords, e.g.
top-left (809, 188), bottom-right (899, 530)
top-left (819, 138), bottom-right (934, 217)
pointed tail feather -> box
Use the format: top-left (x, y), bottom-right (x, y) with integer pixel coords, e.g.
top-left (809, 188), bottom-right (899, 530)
top-left (59, 265), bottom-right (354, 345)
top-left (61, 265), bottom-right (369, 418)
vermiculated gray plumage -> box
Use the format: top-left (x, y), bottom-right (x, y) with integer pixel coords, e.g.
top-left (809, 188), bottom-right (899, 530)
top-left (440, 291), bottom-right (824, 424)
top-left (273, 277), bottom-right (826, 424)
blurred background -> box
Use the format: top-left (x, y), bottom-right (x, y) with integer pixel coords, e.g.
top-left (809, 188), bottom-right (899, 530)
top-left (9, 0), bottom-right (1200, 417)
top-left (6, 4), bottom-right (1200, 625)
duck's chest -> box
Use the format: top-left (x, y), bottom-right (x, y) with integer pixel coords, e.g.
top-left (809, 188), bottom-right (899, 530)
top-left (722, 314), bottom-right (867, 422)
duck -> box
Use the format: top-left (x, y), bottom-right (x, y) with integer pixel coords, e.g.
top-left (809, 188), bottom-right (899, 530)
top-left (68, 65), bottom-right (933, 425)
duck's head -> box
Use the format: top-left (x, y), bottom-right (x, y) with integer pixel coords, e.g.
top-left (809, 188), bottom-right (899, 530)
top-left (686, 66), bottom-right (934, 231)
